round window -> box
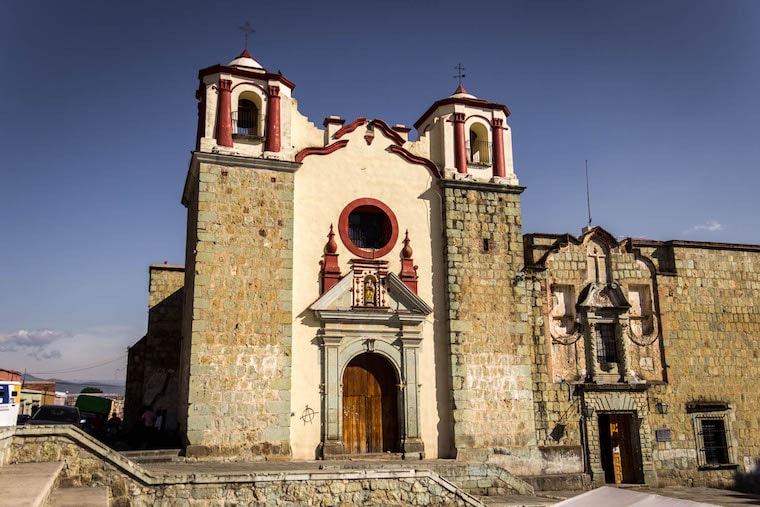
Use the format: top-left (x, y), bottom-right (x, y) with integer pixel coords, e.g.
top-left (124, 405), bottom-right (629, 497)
top-left (338, 198), bottom-right (398, 258)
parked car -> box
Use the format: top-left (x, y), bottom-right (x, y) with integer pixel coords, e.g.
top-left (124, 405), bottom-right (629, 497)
top-left (25, 405), bottom-right (82, 427)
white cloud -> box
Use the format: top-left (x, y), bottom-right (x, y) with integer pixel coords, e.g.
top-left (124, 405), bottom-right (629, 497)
top-left (0, 328), bottom-right (69, 353)
top-left (684, 220), bottom-right (724, 235)
top-left (0, 324), bottom-right (139, 383)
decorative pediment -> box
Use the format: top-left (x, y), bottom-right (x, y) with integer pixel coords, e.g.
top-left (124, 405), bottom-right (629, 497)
top-left (310, 271), bottom-right (432, 326)
top-left (577, 282), bottom-right (630, 310)
top-left (580, 226), bottom-right (620, 249)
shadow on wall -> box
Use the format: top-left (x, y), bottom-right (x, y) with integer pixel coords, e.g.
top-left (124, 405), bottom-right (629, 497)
top-left (734, 458), bottom-right (760, 494)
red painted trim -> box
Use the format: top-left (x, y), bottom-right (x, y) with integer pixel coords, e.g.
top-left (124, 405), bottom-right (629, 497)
top-left (216, 79), bottom-right (233, 147)
top-left (414, 96), bottom-right (510, 130)
top-left (338, 198), bottom-right (399, 259)
top-left (295, 140), bottom-right (349, 163)
top-left (453, 112), bottom-right (467, 174)
top-left (265, 85), bottom-right (281, 152)
top-left (369, 119), bottom-right (405, 146)
top-left (230, 81), bottom-right (268, 94)
top-left (492, 118), bottom-right (506, 178)
top-left (392, 125), bottom-right (412, 134)
top-left (467, 114), bottom-right (494, 126)
top-left (199, 64), bottom-right (296, 91)
top-left (334, 117), bottom-right (367, 139)
top-left (388, 145), bottom-right (442, 178)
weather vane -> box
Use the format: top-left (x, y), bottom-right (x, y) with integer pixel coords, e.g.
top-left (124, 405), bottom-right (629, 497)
top-left (239, 22), bottom-right (255, 50)
top-left (453, 63), bottom-right (466, 86)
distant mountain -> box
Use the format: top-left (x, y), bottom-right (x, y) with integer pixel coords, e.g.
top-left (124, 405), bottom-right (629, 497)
top-left (22, 374), bottom-right (125, 396)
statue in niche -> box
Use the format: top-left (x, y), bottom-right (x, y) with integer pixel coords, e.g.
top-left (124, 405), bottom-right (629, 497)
top-left (364, 276), bottom-right (377, 306)
top-left (550, 284), bottom-right (581, 344)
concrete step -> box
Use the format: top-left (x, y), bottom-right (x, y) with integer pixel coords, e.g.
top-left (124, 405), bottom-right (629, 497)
top-left (0, 461), bottom-right (63, 507)
top-left (520, 472), bottom-right (591, 492)
top-left (119, 448), bottom-right (182, 463)
top-left (480, 493), bottom-right (560, 506)
top-left (48, 486), bottom-right (109, 507)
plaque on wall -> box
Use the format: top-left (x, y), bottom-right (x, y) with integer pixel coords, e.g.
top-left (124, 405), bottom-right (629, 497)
top-left (656, 429), bottom-right (672, 442)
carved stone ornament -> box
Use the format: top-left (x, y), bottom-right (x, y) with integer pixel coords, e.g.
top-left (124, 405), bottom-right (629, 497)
top-left (549, 284), bottom-right (582, 344)
top-left (627, 313), bottom-right (660, 346)
top-left (552, 326), bottom-right (583, 345)
top-left (577, 282), bottom-right (630, 310)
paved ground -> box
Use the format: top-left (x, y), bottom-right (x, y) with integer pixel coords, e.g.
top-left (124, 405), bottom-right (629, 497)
top-left (138, 458), bottom-right (760, 506)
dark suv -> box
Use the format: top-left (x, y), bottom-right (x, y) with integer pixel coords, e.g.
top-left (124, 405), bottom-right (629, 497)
top-left (26, 405), bottom-right (82, 427)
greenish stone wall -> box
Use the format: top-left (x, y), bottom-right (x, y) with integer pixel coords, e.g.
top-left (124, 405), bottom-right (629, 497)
top-left (441, 180), bottom-right (536, 460)
top-left (182, 159), bottom-right (295, 460)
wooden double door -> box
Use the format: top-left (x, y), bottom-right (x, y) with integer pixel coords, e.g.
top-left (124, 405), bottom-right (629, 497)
top-left (342, 353), bottom-right (399, 454)
top-left (599, 413), bottom-right (644, 484)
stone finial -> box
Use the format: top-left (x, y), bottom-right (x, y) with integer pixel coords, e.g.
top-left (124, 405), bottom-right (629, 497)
top-left (401, 230), bottom-right (413, 259)
top-left (400, 230), bottom-right (418, 293)
top-left (325, 224), bottom-right (338, 254)
top-left (320, 224), bottom-right (341, 293)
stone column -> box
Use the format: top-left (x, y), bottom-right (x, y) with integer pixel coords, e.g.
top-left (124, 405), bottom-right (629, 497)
top-left (215, 79), bottom-right (233, 147)
top-left (320, 332), bottom-right (344, 456)
top-left (492, 118), bottom-right (506, 178)
top-left (265, 85), bottom-right (281, 152)
top-left (400, 335), bottom-right (424, 458)
top-left (617, 320), bottom-right (633, 382)
top-left (585, 321), bottom-right (601, 382)
top-left (453, 112), bottom-right (468, 174)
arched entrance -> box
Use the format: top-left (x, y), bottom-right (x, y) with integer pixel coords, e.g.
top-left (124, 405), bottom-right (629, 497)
top-left (342, 353), bottom-right (399, 454)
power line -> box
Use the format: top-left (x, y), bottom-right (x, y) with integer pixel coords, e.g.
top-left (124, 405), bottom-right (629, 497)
top-left (29, 353), bottom-right (128, 376)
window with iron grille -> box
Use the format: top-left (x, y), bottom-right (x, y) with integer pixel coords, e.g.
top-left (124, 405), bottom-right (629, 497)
top-left (695, 414), bottom-right (733, 468)
top-left (595, 323), bottom-right (617, 363)
top-left (348, 207), bottom-right (391, 250)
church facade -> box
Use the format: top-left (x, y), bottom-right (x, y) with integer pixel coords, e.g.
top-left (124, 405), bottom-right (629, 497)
top-left (126, 49), bottom-right (760, 489)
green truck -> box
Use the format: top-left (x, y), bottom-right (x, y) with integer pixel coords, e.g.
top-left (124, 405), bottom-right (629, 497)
top-left (75, 395), bottom-right (112, 436)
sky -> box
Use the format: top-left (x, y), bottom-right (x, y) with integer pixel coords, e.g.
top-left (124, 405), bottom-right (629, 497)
top-left (1, 0), bottom-right (758, 383)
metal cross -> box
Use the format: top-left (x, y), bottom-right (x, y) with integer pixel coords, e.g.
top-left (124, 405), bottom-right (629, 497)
top-left (239, 22), bottom-right (255, 49)
top-left (453, 63), bottom-right (466, 86)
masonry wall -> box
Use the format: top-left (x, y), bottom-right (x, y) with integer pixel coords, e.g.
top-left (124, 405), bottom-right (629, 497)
top-left (125, 265), bottom-right (184, 432)
top-left (638, 242), bottom-right (760, 488)
top-left (441, 180), bottom-right (538, 467)
top-left (181, 157), bottom-right (295, 460)
top-left (525, 268), bottom-right (585, 474)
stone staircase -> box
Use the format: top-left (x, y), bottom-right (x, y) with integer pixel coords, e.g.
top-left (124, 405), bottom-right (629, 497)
top-left (0, 425), bottom-right (591, 506)
top-left (0, 461), bottom-right (108, 506)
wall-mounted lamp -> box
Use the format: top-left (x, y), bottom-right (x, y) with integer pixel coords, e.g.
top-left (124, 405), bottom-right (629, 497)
top-left (582, 405), bottom-right (595, 419)
top-left (655, 400), bottom-right (669, 415)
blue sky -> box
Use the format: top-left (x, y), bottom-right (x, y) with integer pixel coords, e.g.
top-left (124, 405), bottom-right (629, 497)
top-left (1, 0), bottom-right (758, 382)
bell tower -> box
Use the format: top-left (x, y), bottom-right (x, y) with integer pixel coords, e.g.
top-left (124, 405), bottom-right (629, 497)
top-left (415, 86), bottom-right (535, 463)
top-left (414, 85), bottom-right (518, 185)
top-left (178, 48), bottom-right (301, 459)
top-left (194, 49), bottom-right (296, 159)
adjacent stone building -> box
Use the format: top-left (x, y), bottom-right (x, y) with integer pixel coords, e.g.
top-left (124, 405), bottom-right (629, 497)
top-left (127, 48), bottom-right (760, 489)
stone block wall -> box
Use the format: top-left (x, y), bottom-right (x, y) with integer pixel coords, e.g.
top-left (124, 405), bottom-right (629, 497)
top-left (125, 265), bottom-right (184, 431)
top-left (440, 179), bottom-right (536, 462)
top-left (525, 268), bottom-right (582, 452)
top-left (180, 154), bottom-right (297, 460)
top-left (637, 242), bottom-right (760, 488)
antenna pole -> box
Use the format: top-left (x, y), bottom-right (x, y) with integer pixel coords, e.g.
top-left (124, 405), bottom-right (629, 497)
top-left (585, 160), bottom-right (592, 227)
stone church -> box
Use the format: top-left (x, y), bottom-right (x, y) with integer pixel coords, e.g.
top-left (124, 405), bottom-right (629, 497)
top-left (126, 48), bottom-right (760, 489)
